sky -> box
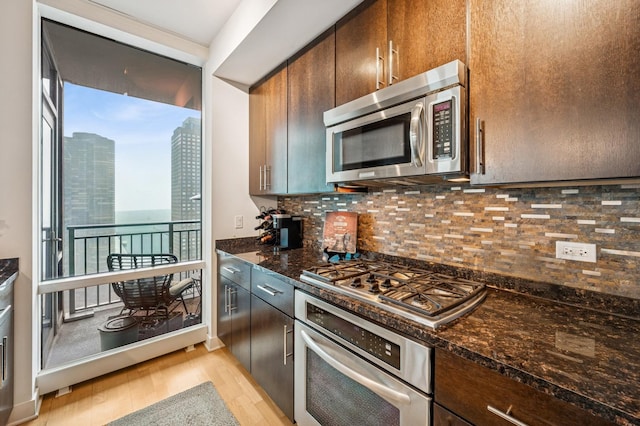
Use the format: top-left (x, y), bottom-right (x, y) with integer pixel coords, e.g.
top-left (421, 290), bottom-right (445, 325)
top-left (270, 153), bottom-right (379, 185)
top-left (63, 83), bottom-right (199, 212)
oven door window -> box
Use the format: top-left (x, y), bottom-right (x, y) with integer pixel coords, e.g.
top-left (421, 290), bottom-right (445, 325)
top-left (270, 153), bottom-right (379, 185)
top-left (333, 113), bottom-right (411, 172)
top-left (306, 349), bottom-right (400, 425)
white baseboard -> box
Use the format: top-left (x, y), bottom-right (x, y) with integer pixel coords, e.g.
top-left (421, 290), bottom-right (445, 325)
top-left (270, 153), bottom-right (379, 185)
top-left (7, 387), bottom-right (40, 426)
top-left (204, 334), bottom-right (224, 351)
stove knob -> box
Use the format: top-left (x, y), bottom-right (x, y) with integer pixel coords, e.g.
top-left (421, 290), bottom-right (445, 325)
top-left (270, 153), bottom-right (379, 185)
top-left (350, 277), bottom-right (362, 288)
top-left (381, 278), bottom-right (392, 288)
top-left (368, 283), bottom-right (380, 294)
top-left (366, 273), bottom-right (377, 283)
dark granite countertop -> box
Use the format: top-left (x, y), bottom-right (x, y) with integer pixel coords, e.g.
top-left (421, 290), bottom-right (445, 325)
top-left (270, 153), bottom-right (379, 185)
top-left (215, 238), bottom-right (639, 426)
top-left (0, 259), bottom-right (18, 285)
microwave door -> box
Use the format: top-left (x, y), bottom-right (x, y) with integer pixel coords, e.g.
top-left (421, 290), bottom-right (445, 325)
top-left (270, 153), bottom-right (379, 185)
top-left (327, 99), bottom-right (428, 183)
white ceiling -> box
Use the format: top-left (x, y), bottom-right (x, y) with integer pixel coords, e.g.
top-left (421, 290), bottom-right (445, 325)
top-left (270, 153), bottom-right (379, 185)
top-left (86, 0), bottom-right (363, 86)
top-left (89, 0), bottom-right (243, 46)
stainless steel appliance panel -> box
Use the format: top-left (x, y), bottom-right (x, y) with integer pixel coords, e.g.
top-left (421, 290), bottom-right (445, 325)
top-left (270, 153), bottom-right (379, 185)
top-left (295, 291), bottom-right (432, 393)
top-left (295, 321), bottom-right (431, 426)
top-left (327, 98), bottom-right (428, 183)
top-left (324, 60), bottom-right (467, 185)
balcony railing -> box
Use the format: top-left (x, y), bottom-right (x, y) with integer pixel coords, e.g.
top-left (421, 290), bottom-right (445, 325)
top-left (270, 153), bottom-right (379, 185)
top-left (65, 220), bottom-right (201, 319)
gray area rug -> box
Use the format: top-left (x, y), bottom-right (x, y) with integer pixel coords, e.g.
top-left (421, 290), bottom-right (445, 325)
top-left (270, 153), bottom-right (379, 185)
top-left (108, 381), bottom-right (239, 425)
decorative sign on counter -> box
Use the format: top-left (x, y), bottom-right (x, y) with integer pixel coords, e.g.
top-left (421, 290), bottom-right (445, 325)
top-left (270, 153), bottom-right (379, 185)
top-left (323, 211), bottom-right (358, 254)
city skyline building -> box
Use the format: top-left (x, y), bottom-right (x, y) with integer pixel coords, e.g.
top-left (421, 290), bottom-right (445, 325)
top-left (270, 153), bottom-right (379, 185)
top-left (63, 132), bottom-right (116, 228)
top-left (63, 132), bottom-right (115, 275)
top-left (171, 117), bottom-right (202, 221)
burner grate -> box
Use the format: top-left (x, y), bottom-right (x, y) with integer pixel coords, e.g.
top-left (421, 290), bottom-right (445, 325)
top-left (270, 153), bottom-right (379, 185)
top-left (301, 260), bottom-right (486, 320)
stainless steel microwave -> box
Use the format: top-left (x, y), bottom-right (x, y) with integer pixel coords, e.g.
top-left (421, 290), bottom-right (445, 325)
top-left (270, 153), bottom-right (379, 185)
top-left (324, 60), bottom-right (467, 186)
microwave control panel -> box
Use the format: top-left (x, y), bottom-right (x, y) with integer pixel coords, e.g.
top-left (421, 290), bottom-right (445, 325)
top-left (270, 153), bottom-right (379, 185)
top-left (432, 99), bottom-right (454, 159)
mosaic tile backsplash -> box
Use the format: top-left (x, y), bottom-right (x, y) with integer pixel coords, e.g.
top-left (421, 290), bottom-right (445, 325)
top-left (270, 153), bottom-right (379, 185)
top-left (279, 183), bottom-right (640, 299)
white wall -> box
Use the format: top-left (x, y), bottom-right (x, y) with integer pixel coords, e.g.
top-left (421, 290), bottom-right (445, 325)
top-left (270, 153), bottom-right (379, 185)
top-left (209, 77), bottom-right (275, 241)
top-left (0, 1), bottom-right (39, 422)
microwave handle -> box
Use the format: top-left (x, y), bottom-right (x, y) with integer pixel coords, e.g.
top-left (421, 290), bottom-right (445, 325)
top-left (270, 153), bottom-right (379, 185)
top-left (409, 102), bottom-right (424, 167)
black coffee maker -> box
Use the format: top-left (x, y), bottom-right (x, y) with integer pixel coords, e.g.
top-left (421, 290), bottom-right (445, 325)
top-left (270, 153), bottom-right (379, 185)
top-left (272, 214), bottom-right (303, 249)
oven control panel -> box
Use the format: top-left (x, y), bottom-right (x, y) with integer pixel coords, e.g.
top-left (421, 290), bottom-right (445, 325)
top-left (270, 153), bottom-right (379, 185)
top-left (306, 303), bottom-right (400, 369)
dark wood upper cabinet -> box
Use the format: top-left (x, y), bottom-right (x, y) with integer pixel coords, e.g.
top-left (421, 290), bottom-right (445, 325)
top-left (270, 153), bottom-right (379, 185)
top-left (336, 0), bottom-right (388, 106)
top-left (248, 80), bottom-right (266, 195)
top-left (336, 0), bottom-right (466, 106)
top-left (387, 0), bottom-right (466, 81)
top-left (469, 0), bottom-right (640, 185)
top-left (265, 67), bottom-right (288, 194)
top-left (287, 29), bottom-right (336, 194)
top-left (249, 66), bottom-right (288, 195)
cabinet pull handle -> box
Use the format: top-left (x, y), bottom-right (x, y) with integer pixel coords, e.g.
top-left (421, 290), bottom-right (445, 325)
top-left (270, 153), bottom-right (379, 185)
top-left (224, 285), bottom-right (229, 315)
top-left (259, 165), bottom-right (264, 190)
top-left (476, 118), bottom-right (485, 174)
top-left (222, 266), bottom-right (239, 274)
top-left (283, 325), bottom-right (293, 365)
top-left (375, 47), bottom-right (385, 90)
top-left (257, 284), bottom-right (280, 297)
top-left (264, 165), bottom-right (271, 189)
top-left (487, 405), bottom-right (529, 426)
top-left (388, 40), bottom-right (399, 85)
top-left (228, 287), bottom-right (237, 312)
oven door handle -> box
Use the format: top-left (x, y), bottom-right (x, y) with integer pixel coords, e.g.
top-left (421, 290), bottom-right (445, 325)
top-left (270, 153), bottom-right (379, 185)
top-left (300, 329), bottom-right (411, 405)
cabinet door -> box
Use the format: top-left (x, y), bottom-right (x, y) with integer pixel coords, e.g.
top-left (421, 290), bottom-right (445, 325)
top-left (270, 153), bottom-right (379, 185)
top-left (387, 0), bottom-right (466, 82)
top-left (287, 30), bottom-right (336, 194)
top-left (217, 278), bottom-right (251, 372)
top-left (249, 82), bottom-right (266, 195)
top-left (433, 403), bottom-right (472, 426)
top-left (216, 276), bottom-right (232, 347)
top-left (336, 0), bottom-right (388, 105)
top-left (231, 284), bottom-right (251, 372)
top-left (250, 295), bottom-right (294, 421)
top-left (470, 0), bottom-right (640, 185)
top-left (435, 349), bottom-right (615, 426)
top-left (264, 67), bottom-right (288, 194)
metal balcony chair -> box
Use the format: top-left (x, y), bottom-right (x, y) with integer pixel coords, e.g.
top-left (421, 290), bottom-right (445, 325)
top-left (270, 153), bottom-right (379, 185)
top-left (107, 253), bottom-right (194, 322)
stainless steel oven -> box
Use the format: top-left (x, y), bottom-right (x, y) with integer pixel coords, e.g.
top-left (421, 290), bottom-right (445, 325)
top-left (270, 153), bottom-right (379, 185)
top-left (294, 291), bottom-right (432, 426)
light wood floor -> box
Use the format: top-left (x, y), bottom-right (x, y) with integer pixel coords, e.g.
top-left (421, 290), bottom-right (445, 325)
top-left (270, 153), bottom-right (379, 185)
top-left (24, 344), bottom-right (295, 426)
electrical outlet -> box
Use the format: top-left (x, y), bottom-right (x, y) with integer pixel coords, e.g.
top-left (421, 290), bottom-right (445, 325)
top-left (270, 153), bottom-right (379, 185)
top-left (234, 215), bottom-right (243, 229)
top-left (556, 241), bottom-right (597, 263)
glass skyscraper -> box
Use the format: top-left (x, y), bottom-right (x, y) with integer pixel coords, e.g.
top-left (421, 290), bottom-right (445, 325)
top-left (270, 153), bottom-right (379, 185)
top-left (171, 117), bottom-right (202, 221)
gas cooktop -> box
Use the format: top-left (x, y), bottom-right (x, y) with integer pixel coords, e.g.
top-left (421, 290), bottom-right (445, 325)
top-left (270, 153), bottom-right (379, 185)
top-left (300, 259), bottom-right (486, 328)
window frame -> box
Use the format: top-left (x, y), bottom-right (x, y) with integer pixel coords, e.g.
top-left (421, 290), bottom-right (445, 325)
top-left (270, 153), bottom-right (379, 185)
top-left (35, 6), bottom-right (210, 390)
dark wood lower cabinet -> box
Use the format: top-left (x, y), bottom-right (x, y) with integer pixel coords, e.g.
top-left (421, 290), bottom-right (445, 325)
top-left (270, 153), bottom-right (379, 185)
top-left (250, 295), bottom-right (294, 422)
top-left (434, 349), bottom-right (615, 426)
top-left (433, 402), bottom-right (472, 426)
top-left (217, 277), bottom-right (251, 372)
